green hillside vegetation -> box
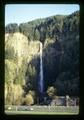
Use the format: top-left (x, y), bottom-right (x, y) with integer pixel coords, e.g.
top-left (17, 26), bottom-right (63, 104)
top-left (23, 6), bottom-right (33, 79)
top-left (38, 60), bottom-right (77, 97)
top-left (5, 10), bottom-right (79, 105)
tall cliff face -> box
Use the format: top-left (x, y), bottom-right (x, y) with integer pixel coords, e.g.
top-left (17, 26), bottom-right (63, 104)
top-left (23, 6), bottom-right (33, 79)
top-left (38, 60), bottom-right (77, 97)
top-left (5, 10), bottom-right (79, 101)
top-left (5, 32), bottom-right (40, 84)
top-left (5, 33), bottom-right (28, 85)
top-left (5, 33), bottom-right (40, 104)
top-left (43, 11), bottom-right (79, 96)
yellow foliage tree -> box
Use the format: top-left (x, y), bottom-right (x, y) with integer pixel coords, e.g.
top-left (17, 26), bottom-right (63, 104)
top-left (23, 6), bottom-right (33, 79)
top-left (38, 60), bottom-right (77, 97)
top-left (25, 93), bottom-right (34, 105)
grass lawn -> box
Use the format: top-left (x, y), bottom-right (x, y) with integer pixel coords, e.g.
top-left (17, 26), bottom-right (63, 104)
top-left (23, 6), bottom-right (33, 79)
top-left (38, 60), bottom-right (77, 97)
top-left (5, 106), bottom-right (79, 115)
top-left (5, 110), bottom-right (79, 115)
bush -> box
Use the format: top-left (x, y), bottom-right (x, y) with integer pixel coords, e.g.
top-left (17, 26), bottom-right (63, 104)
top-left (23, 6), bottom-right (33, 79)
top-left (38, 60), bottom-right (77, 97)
top-left (47, 86), bottom-right (56, 98)
top-left (25, 93), bottom-right (34, 105)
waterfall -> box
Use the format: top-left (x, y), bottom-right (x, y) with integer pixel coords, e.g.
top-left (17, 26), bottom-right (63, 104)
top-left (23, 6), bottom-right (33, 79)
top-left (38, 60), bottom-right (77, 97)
top-left (39, 42), bottom-right (43, 93)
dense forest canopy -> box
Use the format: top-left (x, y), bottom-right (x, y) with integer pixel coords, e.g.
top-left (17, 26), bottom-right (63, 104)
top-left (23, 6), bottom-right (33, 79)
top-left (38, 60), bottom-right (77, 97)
top-left (5, 10), bottom-right (79, 105)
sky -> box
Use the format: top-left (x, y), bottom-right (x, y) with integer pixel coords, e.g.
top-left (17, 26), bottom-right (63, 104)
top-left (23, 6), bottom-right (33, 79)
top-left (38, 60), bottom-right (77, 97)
top-left (5, 4), bottom-right (80, 26)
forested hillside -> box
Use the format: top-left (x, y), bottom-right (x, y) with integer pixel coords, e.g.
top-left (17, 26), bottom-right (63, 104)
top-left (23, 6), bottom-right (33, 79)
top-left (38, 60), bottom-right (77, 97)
top-left (5, 10), bottom-right (79, 105)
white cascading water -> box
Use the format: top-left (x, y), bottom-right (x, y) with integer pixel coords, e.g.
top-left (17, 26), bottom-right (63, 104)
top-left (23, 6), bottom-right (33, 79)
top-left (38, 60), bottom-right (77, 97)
top-left (39, 42), bottom-right (43, 93)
